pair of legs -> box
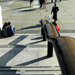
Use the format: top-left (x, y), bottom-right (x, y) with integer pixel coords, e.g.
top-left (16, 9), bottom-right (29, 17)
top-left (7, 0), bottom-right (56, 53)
top-left (53, 13), bottom-right (57, 22)
top-left (43, 3), bottom-right (46, 9)
top-left (40, 3), bottom-right (43, 8)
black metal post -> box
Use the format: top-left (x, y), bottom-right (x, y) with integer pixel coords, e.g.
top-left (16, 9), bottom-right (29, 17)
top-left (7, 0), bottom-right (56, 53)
top-left (41, 27), bottom-right (43, 35)
top-left (42, 28), bottom-right (46, 41)
top-left (47, 41), bottom-right (53, 57)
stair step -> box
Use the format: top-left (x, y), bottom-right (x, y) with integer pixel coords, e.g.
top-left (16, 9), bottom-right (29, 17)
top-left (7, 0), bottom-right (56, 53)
top-left (0, 70), bottom-right (61, 74)
top-left (0, 66), bottom-right (61, 74)
top-left (0, 74), bottom-right (59, 75)
top-left (0, 66), bottom-right (60, 70)
top-left (0, 70), bottom-right (21, 74)
top-left (0, 74), bottom-right (20, 75)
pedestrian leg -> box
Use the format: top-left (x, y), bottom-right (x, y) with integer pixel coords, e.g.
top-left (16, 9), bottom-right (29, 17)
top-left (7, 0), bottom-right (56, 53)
top-left (30, 1), bottom-right (31, 7)
top-left (51, 0), bottom-right (53, 3)
top-left (55, 0), bottom-right (57, 2)
top-left (40, 3), bottom-right (42, 8)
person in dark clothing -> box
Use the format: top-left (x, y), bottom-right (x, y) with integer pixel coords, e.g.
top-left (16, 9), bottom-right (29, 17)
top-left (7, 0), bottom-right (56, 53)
top-left (30, 0), bottom-right (33, 7)
top-left (51, 3), bottom-right (59, 22)
top-left (2, 22), bottom-right (8, 29)
top-left (7, 22), bottom-right (15, 36)
top-left (39, 0), bottom-right (45, 8)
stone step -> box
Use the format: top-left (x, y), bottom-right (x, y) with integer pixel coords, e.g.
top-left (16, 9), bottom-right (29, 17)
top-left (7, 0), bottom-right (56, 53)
top-left (0, 70), bottom-right (61, 75)
top-left (0, 66), bottom-right (61, 74)
top-left (0, 70), bottom-right (20, 74)
top-left (0, 74), bottom-right (21, 75)
top-left (0, 74), bottom-right (58, 75)
top-left (0, 66), bottom-right (60, 70)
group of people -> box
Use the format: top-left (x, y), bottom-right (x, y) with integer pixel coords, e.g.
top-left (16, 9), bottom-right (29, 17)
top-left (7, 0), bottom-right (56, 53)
top-left (30, 1), bottom-right (60, 32)
top-left (30, 0), bottom-right (61, 8)
top-left (2, 22), bottom-right (15, 37)
top-left (2, 22), bottom-right (11, 29)
top-left (2, 2), bottom-right (60, 37)
top-left (30, 0), bottom-right (59, 23)
top-left (30, 0), bottom-right (47, 8)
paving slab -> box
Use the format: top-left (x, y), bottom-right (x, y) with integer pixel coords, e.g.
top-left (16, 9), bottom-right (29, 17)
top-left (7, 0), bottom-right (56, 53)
top-left (0, 34), bottom-right (59, 67)
top-left (1, 0), bottom-right (75, 30)
top-left (0, 0), bottom-right (75, 74)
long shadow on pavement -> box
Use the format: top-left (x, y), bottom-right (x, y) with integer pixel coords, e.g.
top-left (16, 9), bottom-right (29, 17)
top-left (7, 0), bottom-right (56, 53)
top-left (16, 24), bottom-right (41, 31)
top-left (31, 36), bottom-right (42, 40)
top-left (10, 6), bottom-right (30, 10)
top-left (19, 8), bottom-right (39, 12)
top-left (16, 56), bottom-right (49, 66)
top-left (0, 35), bottom-right (28, 66)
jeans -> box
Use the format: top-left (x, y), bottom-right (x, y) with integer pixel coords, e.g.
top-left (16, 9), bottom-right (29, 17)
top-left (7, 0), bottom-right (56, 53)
top-left (55, 0), bottom-right (57, 2)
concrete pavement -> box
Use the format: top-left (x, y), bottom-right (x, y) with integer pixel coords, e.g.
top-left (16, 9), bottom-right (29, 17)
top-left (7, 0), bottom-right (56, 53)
top-left (0, 0), bottom-right (75, 74)
top-left (1, 0), bottom-right (75, 33)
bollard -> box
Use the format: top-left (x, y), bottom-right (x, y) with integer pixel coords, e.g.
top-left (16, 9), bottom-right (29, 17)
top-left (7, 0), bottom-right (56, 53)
top-left (43, 32), bottom-right (46, 41)
top-left (47, 41), bottom-right (53, 57)
top-left (41, 27), bottom-right (43, 35)
top-left (41, 28), bottom-right (46, 41)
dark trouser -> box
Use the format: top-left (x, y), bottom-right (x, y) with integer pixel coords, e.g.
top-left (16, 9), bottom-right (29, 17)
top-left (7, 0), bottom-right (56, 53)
top-left (55, 0), bottom-right (57, 2)
top-left (40, 3), bottom-right (42, 8)
top-left (51, 0), bottom-right (53, 3)
top-left (53, 12), bottom-right (57, 22)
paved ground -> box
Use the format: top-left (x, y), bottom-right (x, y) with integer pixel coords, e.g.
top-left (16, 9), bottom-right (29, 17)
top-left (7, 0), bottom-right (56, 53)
top-left (0, 0), bottom-right (75, 74)
top-left (1, 0), bottom-right (75, 33)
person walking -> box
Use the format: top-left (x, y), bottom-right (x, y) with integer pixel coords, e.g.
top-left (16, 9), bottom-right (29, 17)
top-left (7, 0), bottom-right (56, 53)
top-left (43, 0), bottom-right (47, 9)
top-left (38, 0), bottom-right (43, 8)
top-left (51, 3), bottom-right (59, 22)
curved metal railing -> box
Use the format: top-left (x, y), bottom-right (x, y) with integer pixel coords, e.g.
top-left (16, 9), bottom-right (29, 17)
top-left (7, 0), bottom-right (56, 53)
top-left (40, 19), bottom-right (75, 75)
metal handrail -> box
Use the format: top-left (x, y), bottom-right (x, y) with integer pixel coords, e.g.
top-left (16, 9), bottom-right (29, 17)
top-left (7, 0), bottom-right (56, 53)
top-left (40, 19), bottom-right (74, 75)
top-left (44, 28), bottom-right (72, 75)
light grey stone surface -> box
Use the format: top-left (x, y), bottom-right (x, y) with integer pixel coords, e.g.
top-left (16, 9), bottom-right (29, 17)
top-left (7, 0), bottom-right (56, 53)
top-left (0, 0), bottom-right (75, 74)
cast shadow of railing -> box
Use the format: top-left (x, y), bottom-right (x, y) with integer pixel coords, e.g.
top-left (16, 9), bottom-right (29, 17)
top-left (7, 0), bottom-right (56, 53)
top-left (0, 35), bottom-right (28, 66)
top-left (16, 56), bottom-right (49, 66)
top-left (0, 35), bottom-right (44, 66)
top-left (31, 36), bottom-right (43, 40)
top-left (10, 6), bottom-right (30, 10)
top-left (16, 24), bottom-right (41, 31)
top-left (19, 8), bottom-right (39, 12)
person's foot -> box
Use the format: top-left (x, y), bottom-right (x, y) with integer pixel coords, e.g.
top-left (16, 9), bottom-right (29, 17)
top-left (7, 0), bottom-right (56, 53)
top-left (39, 7), bottom-right (42, 9)
top-left (30, 4), bottom-right (31, 7)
